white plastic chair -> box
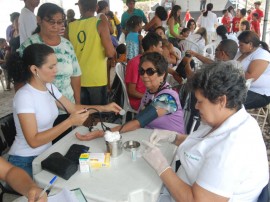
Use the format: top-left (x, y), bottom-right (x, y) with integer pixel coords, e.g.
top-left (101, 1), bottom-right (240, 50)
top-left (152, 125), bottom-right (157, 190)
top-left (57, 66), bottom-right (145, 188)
top-left (173, 47), bottom-right (181, 66)
top-left (246, 78), bottom-right (269, 131)
top-left (203, 42), bottom-right (216, 60)
top-left (0, 69), bottom-right (5, 90)
top-left (178, 39), bottom-right (200, 58)
top-left (115, 63), bottom-right (137, 124)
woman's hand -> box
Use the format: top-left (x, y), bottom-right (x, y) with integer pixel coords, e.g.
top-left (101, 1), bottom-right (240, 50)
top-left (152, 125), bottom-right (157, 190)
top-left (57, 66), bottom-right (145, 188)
top-left (28, 186), bottom-right (47, 202)
top-left (102, 102), bottom-right (122, 114)
top-left (186, 50), bottom-right (197, 57)
top-left (68, 109), bottom-right (90, 126)
top-left (75, 130), bottom-right (104, 141)
top-left (142, 141), bottom-right (170, 176)
top-left (181, 55), bottom-right (192, 65)
top-left (150, 129), bottom-right (177, 145)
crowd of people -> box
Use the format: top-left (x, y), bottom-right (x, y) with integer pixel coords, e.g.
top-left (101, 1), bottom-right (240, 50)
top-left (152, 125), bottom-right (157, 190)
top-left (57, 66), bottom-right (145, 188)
top-left (0, 0), bottom-right (269, 201)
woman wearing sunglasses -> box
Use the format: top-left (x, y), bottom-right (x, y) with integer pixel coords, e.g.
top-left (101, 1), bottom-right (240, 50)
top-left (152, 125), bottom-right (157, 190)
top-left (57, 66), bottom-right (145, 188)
top-left (76, 52), bottom-right (185, 141)
top-left (18, 3), bottom-right (82, 143)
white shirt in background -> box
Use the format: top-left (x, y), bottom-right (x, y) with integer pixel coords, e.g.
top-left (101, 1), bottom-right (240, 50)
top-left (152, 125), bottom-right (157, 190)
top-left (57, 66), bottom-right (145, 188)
top-left (19, 7), bottom-right (37, 44)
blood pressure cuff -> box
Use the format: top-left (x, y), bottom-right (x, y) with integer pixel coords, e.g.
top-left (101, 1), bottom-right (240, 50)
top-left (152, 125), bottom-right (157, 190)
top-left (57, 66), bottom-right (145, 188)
top-left (41, 152), bottom-right (77, 180)
top-left (135, 104), bottom-right (158, 128)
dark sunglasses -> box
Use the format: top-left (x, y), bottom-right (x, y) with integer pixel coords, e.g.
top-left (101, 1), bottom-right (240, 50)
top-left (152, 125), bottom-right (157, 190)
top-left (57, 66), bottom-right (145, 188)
top-left (139, 67), bottom-right (158, 76)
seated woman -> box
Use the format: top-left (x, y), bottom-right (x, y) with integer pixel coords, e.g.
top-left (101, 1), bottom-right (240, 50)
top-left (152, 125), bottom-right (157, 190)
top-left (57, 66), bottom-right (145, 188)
top-left (143, 62), bottom-right (269, 201)
top-left (236, 30), bottom-right (270, 109)
top-left (144, 6), bottom-right (167, 32)
top-left (76, 52), bottom-right (185, 141)
top-left (7, 44), bottom-right (122, 176)
top-left (186, 27), bottom-right (208, 54)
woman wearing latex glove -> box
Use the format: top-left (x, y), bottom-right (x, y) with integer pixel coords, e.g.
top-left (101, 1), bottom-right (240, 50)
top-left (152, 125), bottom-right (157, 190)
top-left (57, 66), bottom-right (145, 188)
top-left (143, 62), bottom-right (269, 202)
top-left (0, 157), bottom-right (47, 202)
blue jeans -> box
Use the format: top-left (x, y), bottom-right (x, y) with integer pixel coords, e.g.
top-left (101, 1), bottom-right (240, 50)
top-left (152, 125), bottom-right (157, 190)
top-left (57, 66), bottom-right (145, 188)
top-left (244, 90), bottom-right (270, 109)
top-left (8, 155), bottom-right (36, 177)
top-left (81, 86), bottom-right (107, 105)
top-left (200, 0), bottom-right (206, 11)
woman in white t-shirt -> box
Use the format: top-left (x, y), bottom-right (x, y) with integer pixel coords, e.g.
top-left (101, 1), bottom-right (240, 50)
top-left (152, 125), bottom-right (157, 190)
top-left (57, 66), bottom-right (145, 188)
top-left (6, 44), bottom-right (122, 176)
top-left (142, 62), bottom-right (269, 201)
top-left (236, 30), bottom-right (270, 109)
top-left (197, 3), bottom-right (218, 43)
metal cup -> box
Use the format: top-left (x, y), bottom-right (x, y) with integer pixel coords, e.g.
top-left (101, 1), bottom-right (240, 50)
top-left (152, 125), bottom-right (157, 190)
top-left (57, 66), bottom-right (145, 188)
top-left (106, 136), bottom-right (122, 158)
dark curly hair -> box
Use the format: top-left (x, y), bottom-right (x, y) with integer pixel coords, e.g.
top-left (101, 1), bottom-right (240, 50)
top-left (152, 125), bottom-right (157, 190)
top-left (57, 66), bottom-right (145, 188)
top-left (139, 52), bottom-right (168, 82)
top-left (126, 15), bottom-right (142, 31)
top-left (188, 62), bottom-right (247, 110)
top-left (7, 44), bottom-right (55, 83)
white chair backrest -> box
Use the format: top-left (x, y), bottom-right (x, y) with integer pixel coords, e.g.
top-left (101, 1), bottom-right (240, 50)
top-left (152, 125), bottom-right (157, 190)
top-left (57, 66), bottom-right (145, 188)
top-left (115, 63), bottom-right (137, 124)
top-left (178, 39), bottom-right (200, 56)
top-left (203, 42), bottom-right (216, 59)
top-left (246, 78), bottom-right (254, 90)
top-left (173, 47), bottom-right (182, 65)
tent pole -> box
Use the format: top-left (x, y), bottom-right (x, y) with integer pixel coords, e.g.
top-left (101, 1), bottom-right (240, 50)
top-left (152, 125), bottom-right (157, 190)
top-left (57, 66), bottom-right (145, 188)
top-left (262, 0), bottom-right (269, 42)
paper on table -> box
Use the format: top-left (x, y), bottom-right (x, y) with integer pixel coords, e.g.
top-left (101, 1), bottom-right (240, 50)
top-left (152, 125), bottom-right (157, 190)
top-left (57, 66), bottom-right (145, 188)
top-left (48, 188), bottom-right (79, 202)
top-left (12, 188), bottom-right (79, 202)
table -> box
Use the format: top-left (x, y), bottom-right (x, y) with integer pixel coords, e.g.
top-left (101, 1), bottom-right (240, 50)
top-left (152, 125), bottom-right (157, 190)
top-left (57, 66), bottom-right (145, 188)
top-left (32, 123), bottom-right (177, 202)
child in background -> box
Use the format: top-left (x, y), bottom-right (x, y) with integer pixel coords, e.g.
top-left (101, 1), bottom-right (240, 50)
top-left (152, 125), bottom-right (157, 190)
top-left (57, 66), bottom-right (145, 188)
top-left (251, 13), bottom-right (260, 37)
top-left (126, 15), bottom-right (143, 60)
top-left (247, 9), bottom-right (252, 22)
top-left (237, 20), bottom-right (250, 37)
top-left (116, 44), bottom-right (127, 63)
top-left (106, 11), bottom-right (119, 48)
top-left (221, 9), bottom-right (231, 33)
top-left (180, 28), bottom-right (190, 39)
top-left (232, 9), bottom-right (241, 33)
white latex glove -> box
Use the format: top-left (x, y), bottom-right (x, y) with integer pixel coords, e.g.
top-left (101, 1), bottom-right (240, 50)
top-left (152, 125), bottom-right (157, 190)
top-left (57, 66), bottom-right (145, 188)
top-left (142, 140), bottom-right (170, 176)
top-left (150, 129), bottom-right (177, 146)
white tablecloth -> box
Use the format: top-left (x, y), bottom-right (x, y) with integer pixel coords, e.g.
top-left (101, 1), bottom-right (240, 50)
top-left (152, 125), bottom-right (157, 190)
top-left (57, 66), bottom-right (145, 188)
top-left (32, 123), bottom-right (177, 202)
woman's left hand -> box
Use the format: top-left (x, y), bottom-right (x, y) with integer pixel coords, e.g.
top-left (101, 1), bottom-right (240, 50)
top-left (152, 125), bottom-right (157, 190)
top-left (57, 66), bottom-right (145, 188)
top-left (103, 102), bottom-right (122, 114)
top-left (142, 141), bottom-right (170, 176)
top-left (75, 131), bottom-right (104, 141)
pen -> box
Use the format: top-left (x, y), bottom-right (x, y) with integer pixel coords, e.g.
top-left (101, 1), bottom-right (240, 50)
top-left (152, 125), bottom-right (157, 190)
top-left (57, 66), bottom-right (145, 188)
top-left (38, 175), bottom-right (57, 199)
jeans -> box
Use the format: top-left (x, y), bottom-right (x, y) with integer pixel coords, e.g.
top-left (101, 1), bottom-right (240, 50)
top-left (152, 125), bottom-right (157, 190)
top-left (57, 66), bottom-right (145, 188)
top-left (244, 90), bottom-right (270, 110)
top-left (81, 86), bottom-right (107, 105)
top-left (8, 155), bottom-right (36, 177)
top-left (200, 0), bottom-right (206, 11)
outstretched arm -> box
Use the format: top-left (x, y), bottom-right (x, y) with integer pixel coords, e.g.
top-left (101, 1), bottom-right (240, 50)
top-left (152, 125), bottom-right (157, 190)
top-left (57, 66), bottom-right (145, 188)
top-left (0, 157), bottom-right (47, 201)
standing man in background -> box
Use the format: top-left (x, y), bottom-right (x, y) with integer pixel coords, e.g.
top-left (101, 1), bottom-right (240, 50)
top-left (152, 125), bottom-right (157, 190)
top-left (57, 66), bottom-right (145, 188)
top-left (200, 0), bottom-right (206, 11)
top-left (19, 0), bottom-right (40, 44)
top-left (68, 0), bottom-right (115, 105)
top-left (121, 0), bottom-right (148, 34)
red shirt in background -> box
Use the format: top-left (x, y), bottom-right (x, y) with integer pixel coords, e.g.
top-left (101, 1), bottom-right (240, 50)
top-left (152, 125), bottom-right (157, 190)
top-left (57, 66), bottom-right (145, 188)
top-left (252, 9), bottom-right (264, 22)
top-left (222, 15), bottom-right (231, 33)
top-left (251, 20), bottom-right (261, 37)
top-left (185, 11), bottom-right (191, 22)
top-left (232, 17), bottom-right (241, 33)
top-left (125, 54), bottom-right (146, 110)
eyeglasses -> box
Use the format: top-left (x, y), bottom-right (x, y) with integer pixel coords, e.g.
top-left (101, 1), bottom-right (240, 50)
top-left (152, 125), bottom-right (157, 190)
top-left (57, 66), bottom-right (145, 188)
top-left (139, 68), bottom-right (158, 76)
top-left (43, 19), bottom-right (64, 26)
